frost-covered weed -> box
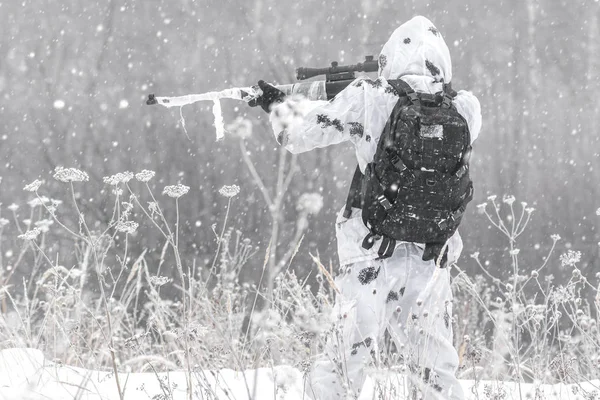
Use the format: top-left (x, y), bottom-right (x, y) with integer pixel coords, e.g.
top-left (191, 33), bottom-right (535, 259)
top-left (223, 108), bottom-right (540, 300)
top-left (0, 169), bottom-right (330, 381)
top-left (453, 195), bottom-right (600, 390)
top-left (5, 177), bottom-right (600, 400)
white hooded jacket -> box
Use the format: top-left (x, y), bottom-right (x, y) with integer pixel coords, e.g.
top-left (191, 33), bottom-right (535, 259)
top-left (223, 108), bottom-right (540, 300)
top-left (270, 16), bottom-right (482, 267)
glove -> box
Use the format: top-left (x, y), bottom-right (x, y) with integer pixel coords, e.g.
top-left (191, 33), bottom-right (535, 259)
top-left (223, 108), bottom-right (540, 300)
top-left (248, 80), bottom-right (285, 113)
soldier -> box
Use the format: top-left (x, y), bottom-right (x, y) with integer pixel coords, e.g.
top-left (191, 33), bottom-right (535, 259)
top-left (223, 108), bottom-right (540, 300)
top-left (250, 15), bottom-right (481, 400)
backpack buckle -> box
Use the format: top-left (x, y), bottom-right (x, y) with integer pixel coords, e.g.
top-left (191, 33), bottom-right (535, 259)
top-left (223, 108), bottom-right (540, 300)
top-left (441, 94), bottom-right (453, 108)
top-left (390, 154), bottom-right (407, 171)
top-left (377, 194), bottom-right (393, 211)
top-left (362, 232), bottom-right (381, 250)
top-left (437, 215), bottom-right (455, 230)
top-left (407, 92), bottom-right (420, 106)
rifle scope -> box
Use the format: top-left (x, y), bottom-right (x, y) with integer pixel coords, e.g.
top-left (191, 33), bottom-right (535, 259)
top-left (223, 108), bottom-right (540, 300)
top-left (296, 56), bottom-right (379, 81)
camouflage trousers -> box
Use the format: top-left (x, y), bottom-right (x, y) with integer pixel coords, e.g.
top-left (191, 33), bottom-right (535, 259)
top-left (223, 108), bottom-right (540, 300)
top-left (304, 243), bottom-right (464, 400)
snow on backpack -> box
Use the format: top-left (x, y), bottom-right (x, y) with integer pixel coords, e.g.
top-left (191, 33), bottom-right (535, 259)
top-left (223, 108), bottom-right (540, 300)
top-left (344, 79), bottom-right (473, 264)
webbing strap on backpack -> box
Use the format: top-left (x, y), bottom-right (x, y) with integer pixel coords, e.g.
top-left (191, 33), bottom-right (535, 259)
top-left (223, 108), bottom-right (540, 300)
top-left (388, 79), bottom-right (419, 105)
top-left (343, 165), bottom-right (364, 218)
top-left (388, 79), bottom-right (456, 108)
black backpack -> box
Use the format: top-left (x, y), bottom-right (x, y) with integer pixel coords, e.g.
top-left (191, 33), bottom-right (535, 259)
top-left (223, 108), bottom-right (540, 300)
top-left (344, 79), bottom-right (473, 263)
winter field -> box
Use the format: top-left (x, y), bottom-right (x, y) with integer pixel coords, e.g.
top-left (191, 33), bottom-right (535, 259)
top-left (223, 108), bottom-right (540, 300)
top-left (1, 172), bottom-right (600, 400)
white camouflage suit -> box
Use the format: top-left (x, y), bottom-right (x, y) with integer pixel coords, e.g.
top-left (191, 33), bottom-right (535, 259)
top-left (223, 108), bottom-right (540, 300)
top-left (269, 16), bottom-right (482, 400)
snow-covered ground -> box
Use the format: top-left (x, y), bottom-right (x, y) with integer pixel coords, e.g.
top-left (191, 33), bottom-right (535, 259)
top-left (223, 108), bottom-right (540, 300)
top-left (1, 348), bottom-right (598, 400)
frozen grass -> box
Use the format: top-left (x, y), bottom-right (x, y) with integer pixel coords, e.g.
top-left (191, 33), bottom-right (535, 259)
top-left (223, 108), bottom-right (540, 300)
top-left (1, 172), bottom-right (600, 399)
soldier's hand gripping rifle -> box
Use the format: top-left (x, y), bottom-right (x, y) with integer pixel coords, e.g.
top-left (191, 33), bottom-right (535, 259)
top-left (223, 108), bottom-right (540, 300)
top-left (146, 56), bottom-right (378, 139)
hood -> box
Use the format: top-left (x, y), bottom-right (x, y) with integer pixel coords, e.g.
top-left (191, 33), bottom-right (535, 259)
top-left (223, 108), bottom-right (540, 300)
top-left (378, 16), bottom-right (452, 84)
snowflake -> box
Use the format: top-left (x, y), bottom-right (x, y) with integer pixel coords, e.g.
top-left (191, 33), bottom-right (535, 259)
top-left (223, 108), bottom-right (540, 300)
top-left (103, 172), bottom-right (134, 186)
top-left (297, 193), bottom-right (323, 215)
top-left (163, 184), bottom-right (190, 199)
top-left (135, 170), bottom-right (156, 183)
top-left (23, 179), bottom-right (43, 192)
top-left (53, 167), bottom-right (89, 183)
top-left (219, 184), bottom-right (240, 198)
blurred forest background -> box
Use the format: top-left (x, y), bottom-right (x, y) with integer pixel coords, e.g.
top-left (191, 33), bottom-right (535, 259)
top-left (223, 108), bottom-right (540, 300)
top-left (1, 0), bottom-right (599, 290)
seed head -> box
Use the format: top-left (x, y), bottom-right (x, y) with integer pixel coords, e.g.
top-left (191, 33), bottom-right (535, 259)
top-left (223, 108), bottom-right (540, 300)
top-left (0, 218), bottom-right (9, 228)
top-left (560, 250), bottom-right (581, 268)
top-left (502, 194), bottom-right (516, 205)
top-left (103, 172), bottom-right (134, 186)
top-left (531, 270), bottom-right (539, 278)
top-left (218, 184), bottom-right (240, 198)
top-left (135, 170), bottom-right (156, 183)
top-left (23, 179), bottom-right (43, 192)
top-left (149, 275), bottom-right (171, 286)
top-left (163, 184), bottom-right (190, 198)
top-left (115, 220), bottom-right (139, 234)
top-left (18, 227), bottom-right (42, 240)
top-left (34, 219), bottom-right (54, 233)
top-left (53, 167), bottom-right (89, 183)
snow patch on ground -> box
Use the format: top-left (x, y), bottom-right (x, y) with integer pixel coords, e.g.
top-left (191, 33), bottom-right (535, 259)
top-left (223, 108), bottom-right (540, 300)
top-left (0, 348), bottom-right (598, 400)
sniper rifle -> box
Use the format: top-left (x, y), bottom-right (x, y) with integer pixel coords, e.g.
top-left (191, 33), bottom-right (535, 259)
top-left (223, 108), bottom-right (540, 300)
top-left (146, 55), bottom-right (378, 106)
top-left (145, 56), bottom-right (378, 140)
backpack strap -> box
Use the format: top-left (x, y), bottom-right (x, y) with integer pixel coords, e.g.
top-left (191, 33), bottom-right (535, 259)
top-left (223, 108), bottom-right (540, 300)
top-left (437, 182), bottom-right (474, 230)
top-left (343, 165), bottom-right (363, 218)
top-left (422, 242), bottom-right (448, 267)
top-left (388, 79), bottom-right (420, 106)
top-left (377, 237), bottom-right (396, 259)
top-left (440, 82), bottom-right (457, 108)
top-left (443, 82), bottom-right (457, 97)
top-left (390, 79), bottom-right (457, 108)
